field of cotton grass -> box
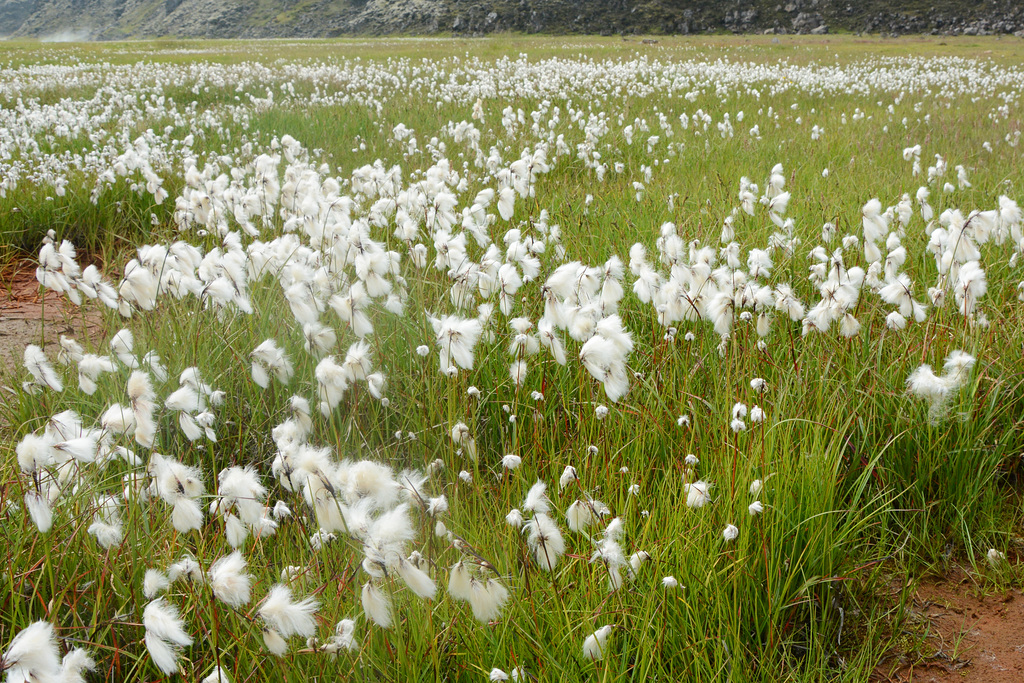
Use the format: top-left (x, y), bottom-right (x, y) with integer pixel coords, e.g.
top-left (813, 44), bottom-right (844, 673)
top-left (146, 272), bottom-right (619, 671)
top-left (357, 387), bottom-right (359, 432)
top-left (2, 34), bottom-right (1024, 682)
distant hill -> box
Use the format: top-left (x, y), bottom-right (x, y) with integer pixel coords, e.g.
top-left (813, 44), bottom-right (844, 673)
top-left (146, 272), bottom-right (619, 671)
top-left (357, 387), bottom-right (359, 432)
top-left (2, 0), bottom-right (1023, 41)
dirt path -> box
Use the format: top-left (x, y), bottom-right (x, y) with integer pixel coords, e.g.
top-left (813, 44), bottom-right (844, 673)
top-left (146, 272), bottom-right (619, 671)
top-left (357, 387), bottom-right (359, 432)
top-left (876, 571), bottom-right (1024, 683)
top-left (0, 262), bottom-right (103, 378)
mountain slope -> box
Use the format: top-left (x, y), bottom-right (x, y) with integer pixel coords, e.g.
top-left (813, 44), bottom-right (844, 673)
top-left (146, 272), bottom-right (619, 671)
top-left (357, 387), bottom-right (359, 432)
top-left (2, 0), bottom-right (1023, 40)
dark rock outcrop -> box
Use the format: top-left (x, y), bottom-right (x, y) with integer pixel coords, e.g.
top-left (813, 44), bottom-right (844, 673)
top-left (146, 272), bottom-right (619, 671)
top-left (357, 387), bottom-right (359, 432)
top-left (0, 0), bottom-right (1021, 40)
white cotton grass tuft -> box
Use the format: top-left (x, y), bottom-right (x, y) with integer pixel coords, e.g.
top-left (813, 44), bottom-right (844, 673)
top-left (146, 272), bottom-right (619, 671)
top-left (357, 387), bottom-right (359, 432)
top-left (566, 499), bottom-right (603, 532)
top-left (143, 569), bottom-right (170, 599)
top-left (396, 558), bottom-right (437, 600)
top-left (16, 433), bottom-right (55, 474)
top-left (505, 508), bottom-right (524, 528)
top-left (987, 548), bottom-right (1007, 567)
top-left (558, 465), bottom-right (578, 489)
top-left (110, 329), bottom-right (138, 368)
top-left (127, 370), bottom-right (157, 448)
top-left (582, 625), bottom-right (613, 661)
top-left (361, 581), bottom-right (393, 629)
top-left (59, 648), bottom-right (97, 683)
top-left (684, 480), bottom-right (713, 508)
top-left (143, 598), bottom-right (192, 675)
top-left (168, 555), bottom-right (204, 585)
top-left (469, 578), bottom-right (510, 622)
top-left (322, 619), bottom-right (359, 653)
top-left (522, 480), bottom-right (551, 513)
top-left (258, 584), bottom-right (319, 638)
top-left (448, 562), bottom-right (473, 602)
top-left (76, 353), bottom-right (117, 395)
top-left (943, 350), bottom-right (977, 384)
top-left (143, 599), bottom-right (192, 646)
top-left (629, 551), bottom-right (650, 575)
top-left (84, 492), bottom-right (120, 542)
top-left (509, 360), bottom-right (528, 387)
top-left (23, 344), bottom-right (64, 393)
top-left (501, 454), bottom-right (522, 470)
top-left (250, 338), bottom-right (294, 388)
top-left (262, 628), bottom-right (288, 656)
top-left (201, 666), bottom-right (232, 683)
top-left (450, 422), bottom-right (477, 460)
top-left (906, 349), bottom-right (977, 423)
top-left (272, 501), bottom-right (292, 519)
top-left (171, 498), bottom-right (203, 533)
top-left (101, 403), bottom-right (136, 435)
top-left (208, 551), bottom-right (252, 608)
top-left (224, 514), bottom-right (247, 548)
top-left (149, 453), bottom-right (206, 533)
top-left (430, 314), bottom-right (484, 373)
top-left (24, 491), bottom-right (53, 533)
top-left (590, 517), bottom-right (629, 591)
top-left (1, 621), bottom-right (61, 683)
top-left (525, 512), bottom-right (565, 571)
top-left (579, 326), bottom-right (632, 403)
top-left (217, 465), bottom-right (268, 528)
top-left (450, 560), bottom-right (510, 623)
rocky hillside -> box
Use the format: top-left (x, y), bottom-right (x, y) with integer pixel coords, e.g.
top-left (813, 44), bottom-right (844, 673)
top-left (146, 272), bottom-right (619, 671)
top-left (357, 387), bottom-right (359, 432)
top-left (2, 0), bottom-right (1023, 40)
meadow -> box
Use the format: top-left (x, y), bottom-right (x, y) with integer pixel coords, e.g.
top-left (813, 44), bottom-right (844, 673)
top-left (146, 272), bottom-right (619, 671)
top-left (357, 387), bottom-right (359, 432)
top-left (1, 34), bottom-right (1023, 682)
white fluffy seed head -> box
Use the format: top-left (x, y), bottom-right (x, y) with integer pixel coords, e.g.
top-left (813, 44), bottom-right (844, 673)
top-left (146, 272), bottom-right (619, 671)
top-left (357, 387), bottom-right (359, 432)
top-left (526, 513), bottom-right (565, 572)
top-left (143, 598), bottom-right (192, 648)
top-left (361, 581), bottom-right (392, 629)
top-left (523, 480), bottom-right (550, 513)
top-left (397, 559), bottom-right (437, 600)
top-left (60, 648), bottom-right (96, 683)
top-left (259, 584), bottom-right (319, 638)
top-left (208, 552), bottom-right (252, 608)
top-left (145, 632), bottom-right (183, 675)
top-left (583, 625), bottom-right (613, 661)
top-left (469, 578), bottom-right (510, 623)
top-left (143, 569), bottom-right (170, 599)
top-left (262, 628), bottom-right (288, 656)
top-left (25, 491), bottom-right (53, 534)
top-left (2, 621), bottom-right (61, 681)
top-left (16, 433), bottom-right (55, 474)
top-left (684, 480), bottom-right (712, 508)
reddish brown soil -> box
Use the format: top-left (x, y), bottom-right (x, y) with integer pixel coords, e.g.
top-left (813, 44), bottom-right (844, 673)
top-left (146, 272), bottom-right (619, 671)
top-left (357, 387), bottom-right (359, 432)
top-left (0, 262), bottom-right (102, 375)
top-left (875, 571), bottom-right (1024, 683)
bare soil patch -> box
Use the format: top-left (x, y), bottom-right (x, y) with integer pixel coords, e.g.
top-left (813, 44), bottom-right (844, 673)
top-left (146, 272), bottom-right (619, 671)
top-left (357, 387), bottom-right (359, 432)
top-left (0, 261), bottom-right (102, 377)
top-left (875, 571), bottom-right (1024, 683)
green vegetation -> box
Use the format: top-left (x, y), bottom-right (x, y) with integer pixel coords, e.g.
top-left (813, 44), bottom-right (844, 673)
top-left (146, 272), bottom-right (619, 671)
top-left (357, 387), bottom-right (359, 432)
top-left (1, 35), bottom-right (1023, 683)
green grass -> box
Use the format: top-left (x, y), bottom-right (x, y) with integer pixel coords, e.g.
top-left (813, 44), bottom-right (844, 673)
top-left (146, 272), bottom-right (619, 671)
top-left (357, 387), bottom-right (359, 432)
top-left (2, 35), bottom-right (1024, 683)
